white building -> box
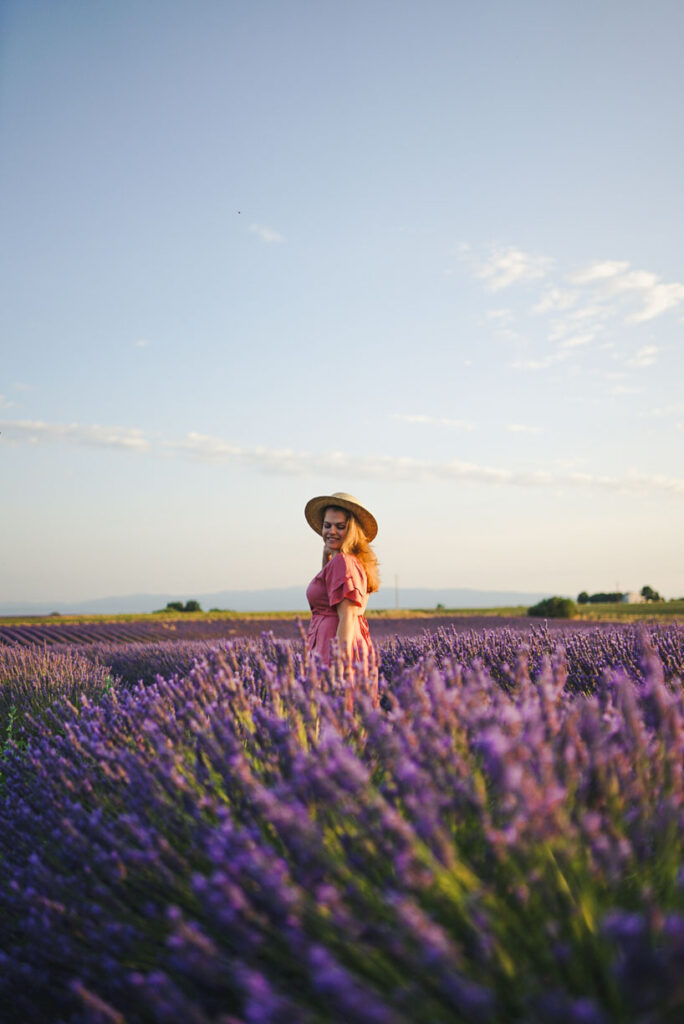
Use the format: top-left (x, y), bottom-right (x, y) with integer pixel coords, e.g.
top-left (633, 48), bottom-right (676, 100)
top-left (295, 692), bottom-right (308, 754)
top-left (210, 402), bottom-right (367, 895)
top-left (621, 592), bottom-right (646, 604)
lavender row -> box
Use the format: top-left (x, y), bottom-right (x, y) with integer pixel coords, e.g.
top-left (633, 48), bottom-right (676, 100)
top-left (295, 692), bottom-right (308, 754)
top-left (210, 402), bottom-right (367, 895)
top-left (77, 621), bottom-right (684, 695)
top-left (0, 645), bottom-right (117, 747)
top-left (0, 616), bottom-right (302, 649)
top-left (379, 621), bottom-right (684, 691)
top-left (1, 632), bottom-right (684, 1022)
top-left (0, 613), bottom-right (638, 649)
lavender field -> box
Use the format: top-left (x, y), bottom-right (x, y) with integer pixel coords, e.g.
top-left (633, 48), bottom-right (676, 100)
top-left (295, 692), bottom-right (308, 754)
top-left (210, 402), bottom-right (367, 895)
top-left (1, 622), bottom-right (684, 1023)
top-left (0, 613), bottom-right (630, 650)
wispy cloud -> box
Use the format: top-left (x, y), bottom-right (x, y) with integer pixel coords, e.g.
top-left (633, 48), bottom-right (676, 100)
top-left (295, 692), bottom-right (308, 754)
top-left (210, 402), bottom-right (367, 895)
top-left (641, 402), bottom-right (684, 419)
top-left (0, 420), bottom-right (150, 451)
top-left (249, 223), bottom-right (285, 244)
top-left (392, 414), bottom-right (475, 431)
top-left (472, 245), bottom-right (553, 291)
top-left (0, 395), bottom-right (15, 410)
top-left (569, 261), bottom-right (684, 323)
top-left (558, 332), bottom-right (595, 350)
top-left (532, 287), bottom-right (577, 314)
top-left (569, 260), bottom-right (630, 285)
top-left (547, 305), bottom-right (610, 342)
top-left (485, 308), bottom-right (515, 324)
top-left (134, 338), bottom-right (150, 348)
top-left (627, 345), bottom-right (659, 368)
top-left (3, 419), bottom-right (683, 498)
top-left (613, 273), bottom-right (684, 322)
top-left (469, 246), bottom-right (684, 326)
top-left (465, 244), bottom-right (683, 376)
top-left (511, 351), bottom-right (571, 370)
top-left (608, 385), bottom-right (643, 397)
top-left (170, 432), bottom-right (684, 496)
top-left (506, 424), bottom-right (542, 434)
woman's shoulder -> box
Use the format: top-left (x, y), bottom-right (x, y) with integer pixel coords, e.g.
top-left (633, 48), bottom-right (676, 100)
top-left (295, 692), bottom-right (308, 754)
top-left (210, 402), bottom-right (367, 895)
top-left (326, 552), bottom-right (366, 577)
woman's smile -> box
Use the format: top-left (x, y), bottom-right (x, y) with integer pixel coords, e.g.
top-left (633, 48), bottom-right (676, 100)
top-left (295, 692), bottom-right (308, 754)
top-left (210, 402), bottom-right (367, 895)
top-left (322, 509), bottom-right (349, 549)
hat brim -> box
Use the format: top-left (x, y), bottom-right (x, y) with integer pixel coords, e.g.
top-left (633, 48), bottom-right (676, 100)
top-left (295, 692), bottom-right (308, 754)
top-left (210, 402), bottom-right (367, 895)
top-left (305, 493), bottom-right (378, 542)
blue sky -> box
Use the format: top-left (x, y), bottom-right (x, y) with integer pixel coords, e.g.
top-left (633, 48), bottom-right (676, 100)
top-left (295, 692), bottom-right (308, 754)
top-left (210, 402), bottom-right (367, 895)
top-left (2, 0), bottom-right (683, 607)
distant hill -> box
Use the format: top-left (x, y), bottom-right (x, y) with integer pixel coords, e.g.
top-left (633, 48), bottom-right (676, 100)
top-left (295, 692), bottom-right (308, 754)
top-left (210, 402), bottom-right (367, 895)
top-left (0, 586), bottom-right (555, 616)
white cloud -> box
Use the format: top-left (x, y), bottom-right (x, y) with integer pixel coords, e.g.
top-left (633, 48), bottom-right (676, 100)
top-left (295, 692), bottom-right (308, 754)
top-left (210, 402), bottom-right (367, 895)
top-left (393, 414), bottom-right (475, 431)
top-left (506, 424), bottom-right (542, 434)
top-left (560, 469), bottom-right (684, 497)
top-left (570, 261), bottom-right (684, 323)
top-left (558, 332), bottom-right (595, 350)
top-left (0, 420), bottom-right (150, 451)
top-left (511, 350), bottom-right (571, 370)
top-left (467, 244), bottom-right (683, 377)
top-left (511, 358), bottom-right (552, 370)
top-left (134, 338), bottom-right (150, 348)
top-left (569, 260), bottom-right (630, 284)
top-left (626, 281), bottom-right (684, 322)
top-left (468, 245), bottom-right (684, 328)
top-left (641, 402), bottom-right (684, 419)
top-left (0, 395), bottom-right (15, 410)
top-left (547, 307), bottom-right (610, 344)
top-left (493, 327), bottom-right (526, 345)
top-left (485, 308), bottom-right (514, 323)
top-left (5, 419), bottom-right (684, 498)
top-left (473, 245), bottom-right (553, 291)
top-left (553, 456), bottom-right (587, 470)
top-left (608, 385), bottom-right (643, 397)
top-left (627, 345), bottom-right (659, 368)
top-left (249, 223), bottom-right (285, 244)
top-left (566, 304), bottom-right (611, 324)
top-left (532, 287), bottom-right (577, 314)
top-left (615, 269), bottom-right (659, 291)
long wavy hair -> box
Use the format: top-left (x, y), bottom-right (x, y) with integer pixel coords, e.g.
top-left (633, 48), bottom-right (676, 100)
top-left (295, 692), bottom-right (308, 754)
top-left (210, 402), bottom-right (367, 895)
top-left (326, 505), bottom-right (380, 593)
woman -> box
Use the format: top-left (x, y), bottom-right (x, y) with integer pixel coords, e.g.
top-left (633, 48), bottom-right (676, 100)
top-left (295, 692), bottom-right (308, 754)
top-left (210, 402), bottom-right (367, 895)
top-left (304, 491), bottom-right (380, 669)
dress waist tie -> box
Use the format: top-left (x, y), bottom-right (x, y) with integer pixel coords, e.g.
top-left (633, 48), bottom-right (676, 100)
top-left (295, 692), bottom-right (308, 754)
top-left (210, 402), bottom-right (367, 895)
top-left (306, 609), bottom-right (338, 655)
top-left (307, 609), bottom-right (371, 657)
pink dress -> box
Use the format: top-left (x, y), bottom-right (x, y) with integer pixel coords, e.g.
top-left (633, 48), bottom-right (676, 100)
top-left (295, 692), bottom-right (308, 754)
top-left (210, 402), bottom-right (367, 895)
top-left (306, 553), bottom-right (372, 667)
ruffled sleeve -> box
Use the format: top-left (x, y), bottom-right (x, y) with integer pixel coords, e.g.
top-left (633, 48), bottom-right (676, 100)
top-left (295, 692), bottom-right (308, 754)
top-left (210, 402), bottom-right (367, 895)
top-left (325, 554), bottom-right (367, 608)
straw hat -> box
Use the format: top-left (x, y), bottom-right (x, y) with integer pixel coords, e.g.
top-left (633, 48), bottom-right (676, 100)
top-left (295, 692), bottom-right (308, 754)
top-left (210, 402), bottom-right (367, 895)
top-left (304, 491), bottom-right (378, 542)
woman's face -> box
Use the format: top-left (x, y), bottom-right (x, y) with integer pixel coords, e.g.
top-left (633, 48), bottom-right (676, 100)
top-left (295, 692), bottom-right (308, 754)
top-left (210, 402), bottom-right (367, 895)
top-left (322, 507), bottom-right (349, 552)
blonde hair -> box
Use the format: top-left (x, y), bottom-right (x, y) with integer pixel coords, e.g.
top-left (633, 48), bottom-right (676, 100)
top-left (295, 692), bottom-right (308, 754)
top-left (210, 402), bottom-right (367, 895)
top-left (326, 505), bottom-right (380, 593)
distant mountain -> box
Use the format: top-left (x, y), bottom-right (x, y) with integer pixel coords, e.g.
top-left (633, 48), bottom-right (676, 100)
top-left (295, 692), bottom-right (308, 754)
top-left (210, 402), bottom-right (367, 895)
top-left (0, 586), bottom-right (555, 616)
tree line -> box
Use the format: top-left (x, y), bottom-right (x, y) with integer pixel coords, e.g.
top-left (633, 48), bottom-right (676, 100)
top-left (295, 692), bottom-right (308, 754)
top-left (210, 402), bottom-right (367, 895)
top-left (577, 586), bottom-right (662, 604)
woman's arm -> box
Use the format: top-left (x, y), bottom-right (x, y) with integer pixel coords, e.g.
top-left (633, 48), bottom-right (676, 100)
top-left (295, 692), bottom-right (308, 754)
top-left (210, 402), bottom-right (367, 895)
top-left (335, 598), bottom-right (357, 661)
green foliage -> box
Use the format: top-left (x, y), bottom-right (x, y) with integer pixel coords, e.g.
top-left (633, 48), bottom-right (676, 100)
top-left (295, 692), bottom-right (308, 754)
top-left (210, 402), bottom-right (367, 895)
top-left (574, 600), bottom-right (684, 621)
top-left (159, 600), bottom-right (202, 613)
top-left (3, 705), bottom-right (17, 756)
top-left (528, 596), bottom-right (576, 618)
top-left (578, 586), bottom-right (665, 608)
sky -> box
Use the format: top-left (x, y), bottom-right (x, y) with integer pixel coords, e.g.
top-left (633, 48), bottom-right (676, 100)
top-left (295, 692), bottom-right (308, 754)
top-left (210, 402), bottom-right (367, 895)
top-left (2, 0), bottom-right (683, 609)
